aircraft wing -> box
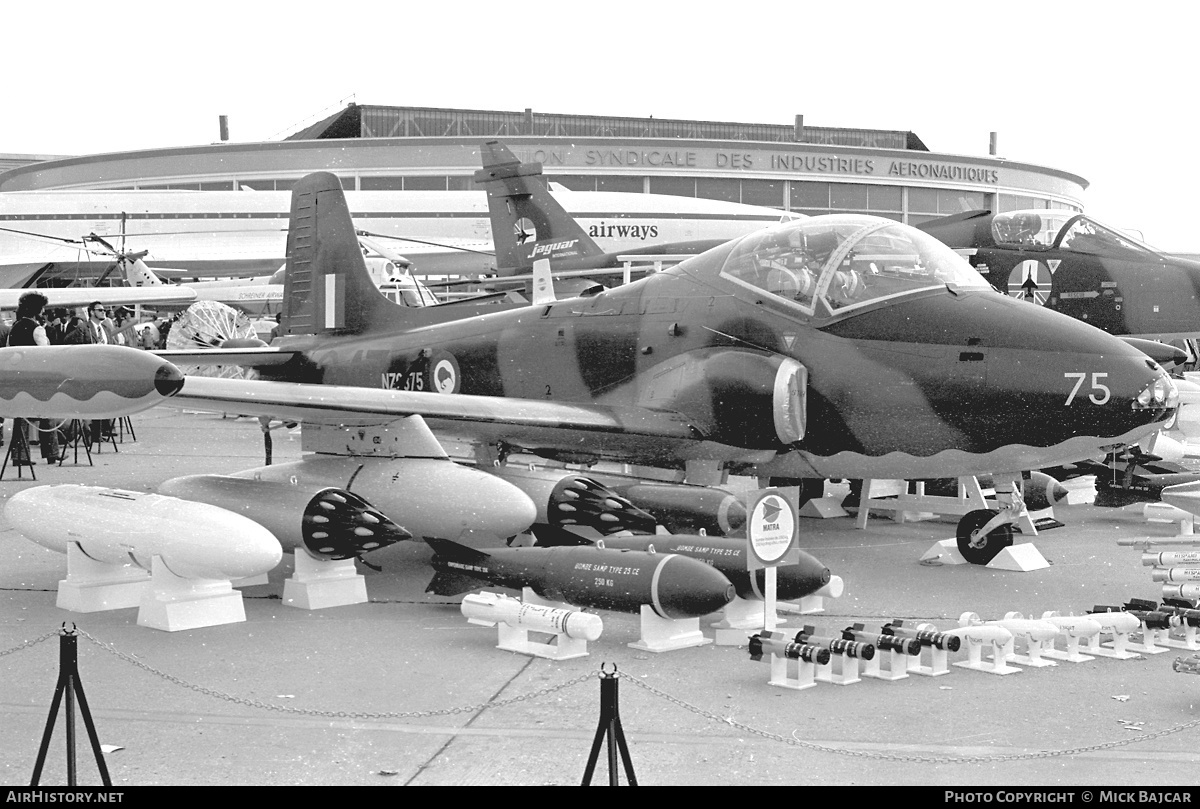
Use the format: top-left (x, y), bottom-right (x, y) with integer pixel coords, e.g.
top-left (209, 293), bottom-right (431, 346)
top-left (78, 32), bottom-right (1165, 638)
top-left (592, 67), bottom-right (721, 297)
top-left (170, 376), bottom-right (703, 450)
top-left (0, 286), bottom-right (198, 309)
top-left (156, 347), bottom-right (298, 366)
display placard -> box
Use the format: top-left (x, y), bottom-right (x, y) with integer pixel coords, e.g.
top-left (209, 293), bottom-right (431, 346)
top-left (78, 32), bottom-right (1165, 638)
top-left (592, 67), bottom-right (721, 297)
top-left (745, 487), bottom-right (800, 571)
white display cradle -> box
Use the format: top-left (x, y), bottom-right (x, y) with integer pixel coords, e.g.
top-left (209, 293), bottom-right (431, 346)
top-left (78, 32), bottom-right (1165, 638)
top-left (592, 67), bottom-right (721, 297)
top-left (282, 552), bottom-right (367, 610)
top-left (628, 605), bottom-right (712, 653)
top-left (137, 556), bottom-right (246, 632)
top-left (56, 542), bottom-right (150, 613)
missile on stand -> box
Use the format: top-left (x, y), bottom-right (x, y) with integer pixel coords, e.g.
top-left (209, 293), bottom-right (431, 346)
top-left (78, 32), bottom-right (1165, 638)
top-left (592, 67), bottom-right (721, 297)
top-left (794, 625), bottom-right (875, 660)
top-left (748, 631), bottom-right (831, 665)
top-left (1142, 551), bottom-right (1200, 567)
top-left (425, 537), bottom-right (735, 619)
top-left (1151, 567), bottom-right (1200, 583)
top-left (1091, 603), bottom-right (1178, 631)
top-left (1156, 598), bottom-right (1200, 628)
top-left (844, 623), bottom-right (920, 656)
top-left (1162, 584), bottom-right (1200, 602)
top-left (460, 591), bottom-right (604, 641)
top-left (881, 619), bottom-right (962, 652)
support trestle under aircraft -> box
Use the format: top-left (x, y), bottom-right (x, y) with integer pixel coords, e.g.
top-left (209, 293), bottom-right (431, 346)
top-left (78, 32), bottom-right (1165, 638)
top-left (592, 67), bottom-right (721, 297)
top-left (918, 209), bottom-right (1200, 363)
top-left (98, 170), bottom-right (1175, 566)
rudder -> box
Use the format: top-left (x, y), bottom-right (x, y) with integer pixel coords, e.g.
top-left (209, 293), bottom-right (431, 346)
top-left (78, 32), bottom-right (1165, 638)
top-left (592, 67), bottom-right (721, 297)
top-left (281, 172), bottom-right (391, 336)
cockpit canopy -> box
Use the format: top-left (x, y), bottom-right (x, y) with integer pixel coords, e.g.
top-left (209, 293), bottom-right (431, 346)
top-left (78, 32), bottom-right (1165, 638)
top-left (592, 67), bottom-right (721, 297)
top-left (719, 215), bottom-right (991, 317)
top-left (992, 209), bottom-right (1157, 257)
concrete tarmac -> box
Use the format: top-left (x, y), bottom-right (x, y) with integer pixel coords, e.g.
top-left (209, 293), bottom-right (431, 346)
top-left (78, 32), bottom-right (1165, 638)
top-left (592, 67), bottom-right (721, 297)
top-left (2, 407), bottom-right (1200, 787)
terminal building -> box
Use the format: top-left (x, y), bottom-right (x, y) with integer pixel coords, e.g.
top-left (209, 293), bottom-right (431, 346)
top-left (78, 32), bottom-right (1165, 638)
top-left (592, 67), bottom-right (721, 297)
top-left (0, 104), bottom-right (1085, 227)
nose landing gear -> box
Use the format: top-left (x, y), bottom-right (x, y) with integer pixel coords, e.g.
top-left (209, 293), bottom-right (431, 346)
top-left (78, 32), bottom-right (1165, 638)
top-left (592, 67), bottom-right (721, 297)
top-left (956, 508), bottom-right (1015, 565)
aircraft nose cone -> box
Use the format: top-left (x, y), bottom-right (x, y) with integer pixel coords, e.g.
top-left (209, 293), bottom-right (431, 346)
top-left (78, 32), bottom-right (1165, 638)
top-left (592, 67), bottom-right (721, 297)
top-left (651, 555), bottom-right (736, 619)
top-left (155, 363), bottom-right (185, 397)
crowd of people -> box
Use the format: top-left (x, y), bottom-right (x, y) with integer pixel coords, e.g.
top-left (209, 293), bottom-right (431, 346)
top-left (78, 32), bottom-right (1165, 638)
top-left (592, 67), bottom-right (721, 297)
top-left (0, 293), bottom-right (178, 466)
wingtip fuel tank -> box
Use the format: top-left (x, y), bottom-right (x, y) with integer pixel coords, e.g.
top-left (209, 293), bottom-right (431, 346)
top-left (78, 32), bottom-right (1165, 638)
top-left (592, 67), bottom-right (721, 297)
top-left (5, 485), bottom-right (282, 580)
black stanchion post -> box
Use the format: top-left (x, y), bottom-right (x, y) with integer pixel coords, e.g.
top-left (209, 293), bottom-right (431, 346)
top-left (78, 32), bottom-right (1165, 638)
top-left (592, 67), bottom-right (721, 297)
top-left (581, 663), bottom-right (637, 786)
top-left (30, 624), bottom-right (112, 787)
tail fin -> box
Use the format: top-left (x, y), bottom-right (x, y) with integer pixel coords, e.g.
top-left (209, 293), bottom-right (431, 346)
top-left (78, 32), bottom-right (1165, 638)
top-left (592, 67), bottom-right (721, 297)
top-left (280, 172), bottom-right (392, 337)
top-left (473, 140), bottom-right (606, 275)
top-left (423, 537), bottom-right (493, 596)
top-left (123, 258), bottom-right (162, 288)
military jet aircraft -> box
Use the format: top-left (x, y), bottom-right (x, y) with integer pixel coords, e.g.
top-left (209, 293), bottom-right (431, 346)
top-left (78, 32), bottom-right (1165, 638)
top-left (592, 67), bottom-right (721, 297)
top-left (131, 170), bottom-right (1178, 566)
top-left (918, 209), bottom-right (1200, 365)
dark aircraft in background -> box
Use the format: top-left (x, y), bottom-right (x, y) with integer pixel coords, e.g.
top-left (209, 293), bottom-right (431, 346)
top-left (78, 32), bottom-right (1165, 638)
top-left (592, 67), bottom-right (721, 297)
top-left (475, 140), bottom-right (797, 278)
top-left (1046, 445), bottom-right (1200, 509)
top-left (142, 171), bottom-right (1180, 566)
top-left (918, 209), bottom-right (1200, 365)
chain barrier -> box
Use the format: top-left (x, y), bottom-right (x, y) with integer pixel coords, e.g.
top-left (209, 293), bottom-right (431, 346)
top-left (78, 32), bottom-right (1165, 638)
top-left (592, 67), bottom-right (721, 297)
top-left (6, 625), bottom-right (1200, 764)
top-left (617, 670), bottom-right (1200, 763)
top-left (0, 630), bottom-right (58, 659)
top-left (75, 627), bottom-right (594, 720)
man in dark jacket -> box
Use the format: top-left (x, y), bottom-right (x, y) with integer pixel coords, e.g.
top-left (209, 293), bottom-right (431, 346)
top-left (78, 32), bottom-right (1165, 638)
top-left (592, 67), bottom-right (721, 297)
top-left (6, 292), bottom-right (62, 464)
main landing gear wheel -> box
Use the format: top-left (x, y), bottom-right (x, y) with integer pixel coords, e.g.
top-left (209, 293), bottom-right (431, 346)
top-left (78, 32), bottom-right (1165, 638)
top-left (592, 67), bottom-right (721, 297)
top-left (956, 509), bottom-right (1014, 565)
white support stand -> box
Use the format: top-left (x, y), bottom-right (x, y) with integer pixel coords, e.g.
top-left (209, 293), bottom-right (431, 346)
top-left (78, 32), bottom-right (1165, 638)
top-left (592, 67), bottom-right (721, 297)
top-left (908, 643), bottom-right (952, 677)
top-left (1144, 503), bottom-right (1197, 535)
top-left (1129, 622), bottom-right (1175, 655)
top-left (798, 497), bottom-right (847, 519)
top-left (1161, 622), bottom-right (1200, 651)
top-left (1039, 612), bottom-right (1100, 663)
top-left (282, 552), bottom-right (367, 610)
top-left (861, 648), bottom-right (910, 681)
top-left (1086, 612), bottom-right (1143, 659)
top-left (496, 618), bottom-right (589, 661)
top-left (628, 605), bottom-right (711, 653)
top-left (986, 544), bottom-right (1051, 572)
top-left (485, 588), bottom-right (592, 660)
top-left (234, 573), bottom-right (270, 588)
top-left (712, 596), bottom-right (779, 647)
top-left (137, 556), bottom-right (246, 632)
top-left (921, 538), bottom-right (968, 565)
top-left (948, 624), bottom-right (1020, 675)
top-left (768, 654), bottom-right (817, 691)
top-left (56, 542), bottom-right (150, 613)
top-left (815, 652), bottom-right (862, 685)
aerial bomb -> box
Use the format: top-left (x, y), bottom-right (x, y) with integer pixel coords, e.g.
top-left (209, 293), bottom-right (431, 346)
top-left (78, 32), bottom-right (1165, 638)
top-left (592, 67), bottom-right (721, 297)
top-left (1151, 567), bottom-right (1200, 583)
top-left (748, 631), bottom-right (830, 664)
top-left (1162, 584), bottom-right (1200, 601)
top-left (1091, 603), bottom-right (1179, 631)
top-left (5, 485), bottom-right (282, 580)
top-left (1155, 599), bottom-right (1200, 628)
top-left (0, 345), bottom-right (184, 419)
top-left (881, 619), bottom-right (961, 651)
top-left (485, 466), bottom-right (656, 534)
top-left (425, 537), bottom-right (736, 619)
top-left (460, 591), bottom-right (603, 641)
top-left (1142, 551), bottom-right (1200, 566)
top-left (602, 481), bottom-right (747, 536)
top-left (159, 475), bottom-right (411, 560)
top-left (582, 531), bottom-right (831, 602)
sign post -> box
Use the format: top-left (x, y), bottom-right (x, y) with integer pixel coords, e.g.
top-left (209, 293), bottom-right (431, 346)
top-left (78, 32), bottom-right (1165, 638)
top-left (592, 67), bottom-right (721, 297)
top-left (745, 487), bottom-right (800, 633)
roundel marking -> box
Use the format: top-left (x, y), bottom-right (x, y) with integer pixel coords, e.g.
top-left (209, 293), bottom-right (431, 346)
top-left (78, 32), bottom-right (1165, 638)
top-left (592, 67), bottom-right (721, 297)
top-left (431, 356), bottom-right (459, 394)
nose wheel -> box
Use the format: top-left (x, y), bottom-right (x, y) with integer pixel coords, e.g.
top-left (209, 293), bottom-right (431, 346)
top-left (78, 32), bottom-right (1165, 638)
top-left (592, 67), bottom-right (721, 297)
top-left (956, 508), bottom-right (1015, 565)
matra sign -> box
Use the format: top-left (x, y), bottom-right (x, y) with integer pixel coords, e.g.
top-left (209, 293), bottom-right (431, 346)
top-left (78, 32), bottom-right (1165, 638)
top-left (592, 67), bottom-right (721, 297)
top-left (746, 487), bottom-right (800, 570)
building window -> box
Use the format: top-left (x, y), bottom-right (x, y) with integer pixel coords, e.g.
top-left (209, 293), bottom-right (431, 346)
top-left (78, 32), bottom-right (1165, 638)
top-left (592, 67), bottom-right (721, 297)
top-left (741, 179), bottom-right (784, 208)
top-left (649, 177), bottom-right (696, 198)
top-left (938, 189), bottom-right (985, 214)
top-left (997, 194), bottom-right (1048, 213)
top-left (869, 185), bottom-right (903, 212)
top-left (697, 177), bottom-right (741, 204)
top-left (791, 181), bottom-right (830, 211)
top-left (361, 177), bottom-right (405, 191)
top-left (448, 176), bottom-right (474, 190)
top-left (597, 176), bottom-right (645, 193)
top-left (401, 176), bottom-right (447, 191)
top-left (909, 187), bottom-right (938, 214)
top-left (830, 183), bottom-right (869, 210)
top-left (546, 174), bottom-right (595, 191)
